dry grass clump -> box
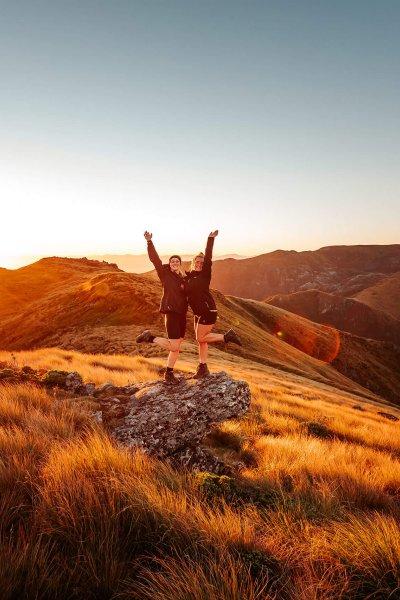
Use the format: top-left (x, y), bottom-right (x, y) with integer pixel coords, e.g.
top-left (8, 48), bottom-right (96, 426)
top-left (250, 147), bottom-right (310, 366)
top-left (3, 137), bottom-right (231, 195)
top-left (0, 381), bottom-right (279, 599)
top-left (0, 347), bottom-right (167, 385)
top-left (1, 348), bottom-right (400, 598)
top-left (123, 553), bottom-right (275, 600)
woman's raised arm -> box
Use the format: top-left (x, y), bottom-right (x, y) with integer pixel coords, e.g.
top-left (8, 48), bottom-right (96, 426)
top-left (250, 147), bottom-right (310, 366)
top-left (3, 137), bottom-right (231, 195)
top-left (145, 231), bottom-right (164, 281)
top-left (203, 229), bottom-right (218, 277)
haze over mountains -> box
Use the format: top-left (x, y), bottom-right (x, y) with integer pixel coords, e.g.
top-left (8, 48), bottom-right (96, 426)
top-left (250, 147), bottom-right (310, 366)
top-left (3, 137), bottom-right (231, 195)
top-left (0, 243), bottom-right (399, 406)
top-left (88, 253), bottom-right (247, 274)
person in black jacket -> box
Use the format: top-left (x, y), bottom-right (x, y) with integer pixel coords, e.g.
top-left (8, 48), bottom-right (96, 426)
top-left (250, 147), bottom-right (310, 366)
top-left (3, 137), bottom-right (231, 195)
top-left (185, 230), bottom-right (242, 378)
top-left (136, 231), bottom-right (187, 384)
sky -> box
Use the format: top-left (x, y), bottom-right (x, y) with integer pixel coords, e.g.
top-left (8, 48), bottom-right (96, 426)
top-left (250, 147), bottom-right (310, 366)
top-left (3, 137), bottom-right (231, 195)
top-left (0, 0), bottom-right (399, 268)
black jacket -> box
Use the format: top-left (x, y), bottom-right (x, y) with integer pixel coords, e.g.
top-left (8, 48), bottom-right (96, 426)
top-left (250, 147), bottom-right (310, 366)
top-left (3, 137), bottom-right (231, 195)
top-left (185, 237), bottom-right (217, 316)
top-left (147, 240), bottom-right (188, 314)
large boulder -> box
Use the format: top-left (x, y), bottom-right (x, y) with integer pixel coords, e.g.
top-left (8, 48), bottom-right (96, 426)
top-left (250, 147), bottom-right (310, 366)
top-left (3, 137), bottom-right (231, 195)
top-left (110, 372), bottom-right (251, 473)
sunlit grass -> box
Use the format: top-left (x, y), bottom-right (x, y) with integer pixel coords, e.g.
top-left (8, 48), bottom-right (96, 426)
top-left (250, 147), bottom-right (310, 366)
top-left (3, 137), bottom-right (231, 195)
top-left (0, 348), bottom-right (399, 598)
top-left (0, 347), bottom-right (167, 385)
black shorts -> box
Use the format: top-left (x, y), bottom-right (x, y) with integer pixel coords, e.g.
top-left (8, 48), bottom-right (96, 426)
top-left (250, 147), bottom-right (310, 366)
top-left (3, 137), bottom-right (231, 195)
top-left (194, 310), bottom-right (218, 326)
top-left (165, 312), bottom-right (186, 339)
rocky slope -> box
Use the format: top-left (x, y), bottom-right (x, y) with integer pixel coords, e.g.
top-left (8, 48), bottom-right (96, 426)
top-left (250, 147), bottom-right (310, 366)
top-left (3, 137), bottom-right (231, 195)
top-left (207, 244), bottom-right (400, 300)
top-left (266, 289), bottom-right (400, 344)
top-left (353, 271), bottom-right (400, 320)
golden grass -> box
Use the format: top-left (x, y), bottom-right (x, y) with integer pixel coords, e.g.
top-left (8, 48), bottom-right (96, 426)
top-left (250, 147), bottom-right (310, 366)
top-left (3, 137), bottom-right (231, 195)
top-left (0, 347), bottom-right (165, 385)
top-left (1, 348), bottom-right (400, 598)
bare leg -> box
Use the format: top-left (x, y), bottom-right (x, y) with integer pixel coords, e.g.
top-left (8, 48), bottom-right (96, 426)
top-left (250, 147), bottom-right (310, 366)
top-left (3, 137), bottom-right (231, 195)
top-left (167, 338), bottom-right (182, 368)
top-left (196, 322), bottom-right (224, 345)
top-left (195, 322), bottom-right (224, 365)
top-left (202, 332), bottom-right (224, 343)
top-left (198, 341), bottom-right (208, 363)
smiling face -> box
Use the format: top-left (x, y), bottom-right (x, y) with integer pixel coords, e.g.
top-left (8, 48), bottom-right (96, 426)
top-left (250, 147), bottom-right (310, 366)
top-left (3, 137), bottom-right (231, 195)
top-left (194, 256), bottom-right (204, 271)
top-left (169, 256), bottom-right (182, 272)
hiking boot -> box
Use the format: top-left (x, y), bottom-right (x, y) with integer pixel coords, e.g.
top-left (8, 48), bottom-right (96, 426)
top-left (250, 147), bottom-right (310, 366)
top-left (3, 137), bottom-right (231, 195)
top-left (164, 369), bottom-right (180, 385)
top-left (193, 363), bottom-right (210, 379)
top-left (136, 330), bottom-right (154, 343)
top-left (224, 329), bottom-right (242, 346)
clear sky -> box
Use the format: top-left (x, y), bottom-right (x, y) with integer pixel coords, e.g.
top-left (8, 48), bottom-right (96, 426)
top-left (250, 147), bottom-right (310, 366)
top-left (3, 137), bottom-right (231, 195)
top-left (1, 1), bottom-right (399, 268)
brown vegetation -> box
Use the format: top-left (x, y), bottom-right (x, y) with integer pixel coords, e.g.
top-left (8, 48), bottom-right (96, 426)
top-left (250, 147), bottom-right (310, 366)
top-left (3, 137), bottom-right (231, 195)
top-left (0, 348), bottom-right (399, 598)
top-left (0, 257), bottom-right (399, 404)
top-left (354, 271), bottom-right (400, 320)
top-left (266, 288), bottom-right (400, 344)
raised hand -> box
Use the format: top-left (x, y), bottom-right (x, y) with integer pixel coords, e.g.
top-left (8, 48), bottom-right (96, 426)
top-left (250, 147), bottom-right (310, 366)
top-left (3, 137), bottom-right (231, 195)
top-left (144, 231), bottom-right (153, 241)
top-left (208, 230), bottom-right (219, 238)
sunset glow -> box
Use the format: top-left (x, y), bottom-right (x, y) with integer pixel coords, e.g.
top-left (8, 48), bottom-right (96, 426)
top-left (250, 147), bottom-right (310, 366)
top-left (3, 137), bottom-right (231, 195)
top-left (1, 1), bottom-right (399, 269)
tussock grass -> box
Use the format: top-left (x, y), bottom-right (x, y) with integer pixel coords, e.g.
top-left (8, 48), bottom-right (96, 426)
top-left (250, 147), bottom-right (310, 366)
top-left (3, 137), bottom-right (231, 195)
top-left (123, 553), bottom-right (275, 600)
top-left (0, 347), bottom-right (166, 385)
top-left (0, 379), bottom-right (276, 599)
top-left (1, 348), bottom-right (400, 598)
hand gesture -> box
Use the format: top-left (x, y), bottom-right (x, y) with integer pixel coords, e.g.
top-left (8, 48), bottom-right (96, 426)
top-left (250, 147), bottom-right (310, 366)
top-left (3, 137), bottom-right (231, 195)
top-left (209, 230), bottom-right (219, 238)
top-left (144, 231), bottom-right (152, 241)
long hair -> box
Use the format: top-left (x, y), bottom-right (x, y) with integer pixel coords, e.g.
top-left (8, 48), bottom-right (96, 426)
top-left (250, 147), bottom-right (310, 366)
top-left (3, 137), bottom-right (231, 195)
top-left (190, 252), bottom-right (204, 272)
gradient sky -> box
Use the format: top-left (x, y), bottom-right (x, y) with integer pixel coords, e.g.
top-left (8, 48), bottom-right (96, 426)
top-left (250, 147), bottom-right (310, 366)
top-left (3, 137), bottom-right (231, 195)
top-left (1, 1), bottom-right (399, 268)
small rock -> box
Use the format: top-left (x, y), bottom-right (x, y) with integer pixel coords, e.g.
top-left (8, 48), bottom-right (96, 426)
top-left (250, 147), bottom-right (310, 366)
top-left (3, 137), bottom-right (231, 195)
top-left (0, 368), bottom-right (17, 380)
top-left (65, 372), bottom-right (83, 390)
top-left (377, 411), bottom-right (399, 422)
top-left (93, 382), bottom-right (117, 397)
top-left (42, 370), bottom-right (70, 388)
top-left (103, 404), bottom-right (130, 422)
top-left (84, 383), bottom-right (96, 396)
top-left (92, 410), bottom-right (103, 424)
top-left (123, 384), bottom-right (140, 395)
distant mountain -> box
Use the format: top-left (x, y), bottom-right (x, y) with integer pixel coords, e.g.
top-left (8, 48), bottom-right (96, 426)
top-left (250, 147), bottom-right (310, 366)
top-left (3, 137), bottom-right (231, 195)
top-left (353, 271), bottom-right (400, 320)
top-left (88, 253), bottom-right (247, 273)
top-left (208, 245), bottom-right (400, 300)
top-left (266, 289), bottom-right (400, 345)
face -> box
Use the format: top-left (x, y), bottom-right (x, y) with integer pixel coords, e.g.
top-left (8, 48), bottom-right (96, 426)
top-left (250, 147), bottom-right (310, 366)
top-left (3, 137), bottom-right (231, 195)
top-left (194, 257), bottom-right (204, 271)
top-left (169, 257), bottom-right (181, 272)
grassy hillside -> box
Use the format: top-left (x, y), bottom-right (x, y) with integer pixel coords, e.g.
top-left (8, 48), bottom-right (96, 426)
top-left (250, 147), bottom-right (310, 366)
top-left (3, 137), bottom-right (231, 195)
top-left (265, 288), bottom-right (400, 345)
top-left (354, 271), bottom-right (400, 320)
top-left (0, 258), bottom-right (399, 404)
top-left (0, 348), bottom-right (399, 599)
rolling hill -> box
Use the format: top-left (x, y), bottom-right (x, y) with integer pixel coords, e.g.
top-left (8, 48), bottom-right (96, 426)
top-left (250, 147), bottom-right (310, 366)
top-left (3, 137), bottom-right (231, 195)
top-left (0, 256), bottom-right (399, 405)
top-left (353, 271), bottom-right (400, 320)
top-left (265, 289), bottom-right (400, 345)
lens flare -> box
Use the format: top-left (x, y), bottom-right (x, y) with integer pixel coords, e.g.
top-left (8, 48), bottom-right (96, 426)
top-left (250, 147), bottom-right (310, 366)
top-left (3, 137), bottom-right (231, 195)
top-left (272, 319), bottom-right (341, 363)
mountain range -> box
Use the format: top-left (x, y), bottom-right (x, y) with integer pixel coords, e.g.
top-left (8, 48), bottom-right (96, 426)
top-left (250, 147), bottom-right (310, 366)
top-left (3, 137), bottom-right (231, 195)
top-left (0, 244), bottom-right (399, 406)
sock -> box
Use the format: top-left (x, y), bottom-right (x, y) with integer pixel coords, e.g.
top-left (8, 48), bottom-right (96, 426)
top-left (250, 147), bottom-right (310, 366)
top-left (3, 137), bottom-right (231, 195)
top-left (166, 367), bottom-right (174, 373)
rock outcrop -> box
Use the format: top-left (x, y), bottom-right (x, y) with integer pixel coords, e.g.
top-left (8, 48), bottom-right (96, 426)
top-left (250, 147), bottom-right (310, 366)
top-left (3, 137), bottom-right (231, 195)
top-left (109, 372), bottom-right (251, 473)
top-left (0, 365), bottom-right (251, 473)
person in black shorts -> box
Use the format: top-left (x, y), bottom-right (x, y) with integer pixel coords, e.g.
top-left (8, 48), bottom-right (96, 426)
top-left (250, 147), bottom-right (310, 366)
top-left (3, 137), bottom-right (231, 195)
top-left (136, 231), bottom-right (187, 385)
top-left (185, 230), bottom-right (242, 378)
